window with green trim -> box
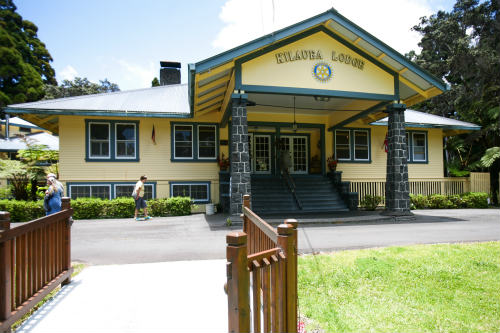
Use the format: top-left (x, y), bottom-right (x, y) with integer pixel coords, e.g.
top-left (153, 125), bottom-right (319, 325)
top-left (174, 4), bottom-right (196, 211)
top-left (86, 120), bottom-right (139, 161)
top-left (170, 182), bottom-right (210, 203)
top-left (172, 123), bottom-right (218, 161)
top-left (406, 131), bottom-right (428, 163)
top-left (335, 129), bottom-right (371, 162)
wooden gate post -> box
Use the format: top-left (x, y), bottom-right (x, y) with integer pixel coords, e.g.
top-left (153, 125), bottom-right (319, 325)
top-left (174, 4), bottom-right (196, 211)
top-left (226, 231), bottom-right (250, 333)
top-left (277, 219), bottom-right (298, 333)
top-left (243, 195), bottom-right (250, 234)
top-left (61, 198), bottom-right (72, 286)
top-left (0, 212), bottom-right (12, 327)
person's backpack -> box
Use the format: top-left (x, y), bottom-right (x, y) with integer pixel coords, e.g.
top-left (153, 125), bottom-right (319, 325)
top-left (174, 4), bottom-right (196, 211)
top-left (131, 189), bottom-right (137, 199)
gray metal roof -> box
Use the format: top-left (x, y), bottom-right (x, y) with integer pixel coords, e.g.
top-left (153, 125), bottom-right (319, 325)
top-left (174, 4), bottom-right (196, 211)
top-left (370, 109), bottom-right (480, 130)
top-left (0, 132), bottom-right (59, 151)
top-left (5, 84), bottom-right (190, 117)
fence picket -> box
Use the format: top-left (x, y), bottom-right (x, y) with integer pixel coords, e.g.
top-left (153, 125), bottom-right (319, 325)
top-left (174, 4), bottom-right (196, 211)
top-left (0, 200), bottom-right (73, 332)
top-left (226, 196), bottom-right (298, 333)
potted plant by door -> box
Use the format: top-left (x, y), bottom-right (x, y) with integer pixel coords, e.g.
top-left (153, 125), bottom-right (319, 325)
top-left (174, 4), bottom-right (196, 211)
top-left (327, 155), bottom-right (338, 172)
top-left (217, 153), bottom-right (230, 171)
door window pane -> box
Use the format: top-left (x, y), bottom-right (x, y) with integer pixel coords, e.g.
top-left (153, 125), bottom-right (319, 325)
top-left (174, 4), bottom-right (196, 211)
top-left (174, 125), bottom-right (193, 158)
top-left (89, 123), bottom-right (110, 157)
top-left (293, 137), bottom-right (307, 172)
top-left (254, 136), bottom-right (270, 172)
top-left (335, 130), bottom-right (350, 160)
top-left (198, 125), bottom-right (216, 158)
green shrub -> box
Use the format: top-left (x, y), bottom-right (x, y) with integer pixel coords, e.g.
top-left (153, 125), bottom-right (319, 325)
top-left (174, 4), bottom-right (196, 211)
top-left (462, 192), bottom-right (489, 208)
top-left (448, 194), bottom-right (466, 208)
top-left (0, 199), bottom-right (44, 222)
top-left (428, 194), bottom-right (453, 209)
top-left (410, 192), bottom-right (489, 209)
top-left (104, 197), bottom-right (136, 218)
top-left (148, 198), bottom-right (169, 217)
top-left (410, 194), bottom-right (429, 209)
top-left (71, 198), bottom-right (106, 220)
top-left (360, 195), bottom-right (383, 210)
top-left (166, 196), bottom-right (193, 216)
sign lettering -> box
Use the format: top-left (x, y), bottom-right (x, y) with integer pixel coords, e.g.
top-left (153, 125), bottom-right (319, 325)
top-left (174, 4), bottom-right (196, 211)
top-left (274, 49), bottom-right (364, 71)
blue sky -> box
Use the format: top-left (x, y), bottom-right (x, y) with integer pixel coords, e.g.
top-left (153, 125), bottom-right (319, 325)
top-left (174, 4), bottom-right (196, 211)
top-left (15, 0), bottom-right (455, 91)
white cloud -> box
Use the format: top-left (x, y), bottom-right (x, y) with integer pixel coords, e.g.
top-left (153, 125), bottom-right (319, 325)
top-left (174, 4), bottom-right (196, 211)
top-left (213, 0), bottom-right (433, 54)
top-left (59, 65), bottom-right (79, 81)
top-left (115, 59), bottom-right (157, 90)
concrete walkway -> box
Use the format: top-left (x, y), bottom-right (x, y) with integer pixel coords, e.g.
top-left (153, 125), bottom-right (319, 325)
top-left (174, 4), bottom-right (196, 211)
top-left (16, 260), bottom-right (227, 333)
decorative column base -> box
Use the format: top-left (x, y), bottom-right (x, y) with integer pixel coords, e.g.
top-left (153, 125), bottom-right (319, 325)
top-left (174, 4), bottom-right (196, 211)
top-left (383, 103), bottom-right (413, 217)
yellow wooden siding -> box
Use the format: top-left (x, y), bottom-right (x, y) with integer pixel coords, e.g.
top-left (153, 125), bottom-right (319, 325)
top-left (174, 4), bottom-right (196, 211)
top-left (241, 31), bottom-right (394, 95)
top-left (58, 110), bottom-right (445, 203)
top-left (59, 114), bottom-right (223, 201)
top-left (334, 125), bottom-right (444, 180)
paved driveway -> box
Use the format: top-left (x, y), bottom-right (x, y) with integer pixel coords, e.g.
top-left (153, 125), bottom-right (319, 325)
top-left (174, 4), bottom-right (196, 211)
top-left (72, 209), bottom-right (500, 265)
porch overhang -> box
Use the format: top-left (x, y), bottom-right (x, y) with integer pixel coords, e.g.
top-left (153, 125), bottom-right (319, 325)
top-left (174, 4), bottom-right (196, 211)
top-left (189, 7), bottom-right (447, 127)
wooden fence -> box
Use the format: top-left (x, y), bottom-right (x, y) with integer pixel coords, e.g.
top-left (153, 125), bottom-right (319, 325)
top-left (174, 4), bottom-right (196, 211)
top-left (226, 195), bottom-right (298, 333)
top-left (348, 172), bottom-right (491, 205)
top-left (0, 198), bottom-right (73, 332)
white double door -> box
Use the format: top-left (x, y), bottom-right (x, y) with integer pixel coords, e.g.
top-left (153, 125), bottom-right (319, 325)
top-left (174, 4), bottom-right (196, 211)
top-left (248, 134), bottom-right (308, 174)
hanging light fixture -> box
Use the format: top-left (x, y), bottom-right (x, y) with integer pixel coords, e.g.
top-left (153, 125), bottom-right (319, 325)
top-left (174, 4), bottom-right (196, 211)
top-left (292, 96), bottom-right (298, 132)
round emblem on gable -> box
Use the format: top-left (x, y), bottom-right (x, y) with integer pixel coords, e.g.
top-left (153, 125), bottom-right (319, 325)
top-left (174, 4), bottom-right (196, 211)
top-left (312, 62), bottom-right (333, 83)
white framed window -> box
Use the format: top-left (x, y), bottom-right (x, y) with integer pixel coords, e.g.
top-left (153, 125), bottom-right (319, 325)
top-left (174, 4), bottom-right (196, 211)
top-left (89, 122), bottom-right (110, 158)
top-left (335, 129), bottom-right (371, 162)
top-left (69, 184), bottom-right (111, 200)
top-left (354, 130), bottom-right (369, 161)
top-left (115, 184), bottom-right (154, 200)
top-left (172, 123), bottom-right (218, 161)
top-left (406, 131), bottom-right (428, 163)
top-left (86, 120), bottom-right (139, 161)
top-left (198, 125), bottom-right (217, 159)
top-left (173, 124), bottom-right (193, 159)
top-left (335, 130), bottom-right (351, 160)
top-left (115, 123), bottom-right (137, 159)
top-left (170, 182), bottom-right (210, 203)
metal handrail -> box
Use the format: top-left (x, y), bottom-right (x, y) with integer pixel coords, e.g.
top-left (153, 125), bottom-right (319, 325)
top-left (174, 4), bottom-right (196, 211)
top-left (282, 168), bottom-right (302, 210)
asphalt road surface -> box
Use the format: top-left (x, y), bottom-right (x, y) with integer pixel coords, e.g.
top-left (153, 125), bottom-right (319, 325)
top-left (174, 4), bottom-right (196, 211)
top-left (71, 209), bottom-right (500, 265)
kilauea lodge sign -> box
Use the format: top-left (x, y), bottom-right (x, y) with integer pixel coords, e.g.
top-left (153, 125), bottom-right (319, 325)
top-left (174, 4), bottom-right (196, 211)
top-left (275, 49), bottom-right (365, 70)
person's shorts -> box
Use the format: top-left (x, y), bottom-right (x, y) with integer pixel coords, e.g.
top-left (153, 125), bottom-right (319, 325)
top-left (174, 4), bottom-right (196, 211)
top-left (135, 197), bottom-right (147, 209)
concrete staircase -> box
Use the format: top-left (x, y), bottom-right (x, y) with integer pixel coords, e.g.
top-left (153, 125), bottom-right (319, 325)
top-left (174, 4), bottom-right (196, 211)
top-left (251, 175), bottom-right (349, 214)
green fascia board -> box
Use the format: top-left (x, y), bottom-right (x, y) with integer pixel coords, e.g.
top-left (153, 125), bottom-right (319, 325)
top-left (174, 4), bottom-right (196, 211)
top-left (328, 101), bottom-right (391, 131)
top-left (188, 63), bottom-right (196, 117)
top-left (0, 121), bottom-right (43, 130)
top-left (191, 8), bottom-right (446, 92)
top-left (370, 121), bottom-right (481, 130)
top-left (241, 85), bottom-right (395, 101)
top-left (329, 10), bottom-right (447, 92)
top-left (5, 107), bottom-right (192, 119)
top-left (194, 10), bottom-right (335, 74)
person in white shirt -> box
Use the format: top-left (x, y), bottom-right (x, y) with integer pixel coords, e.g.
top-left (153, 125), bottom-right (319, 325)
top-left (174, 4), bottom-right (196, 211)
top-left (133, 175), bottom-right (151, 220)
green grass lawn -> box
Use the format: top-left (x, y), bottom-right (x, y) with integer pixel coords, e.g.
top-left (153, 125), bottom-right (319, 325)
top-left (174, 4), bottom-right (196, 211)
top-left (298, 242), bottom-right (500, 333)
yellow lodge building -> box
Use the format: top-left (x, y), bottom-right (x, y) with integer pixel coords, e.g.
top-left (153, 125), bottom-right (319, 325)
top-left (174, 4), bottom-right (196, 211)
top-left (4, 9), bottom-right (480, 216)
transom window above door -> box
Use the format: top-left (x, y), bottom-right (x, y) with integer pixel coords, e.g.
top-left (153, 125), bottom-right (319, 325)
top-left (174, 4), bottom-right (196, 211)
top-left (86, 120), bottom-right (139, 162)
top-left (171, 123), bottom-right (218, 161)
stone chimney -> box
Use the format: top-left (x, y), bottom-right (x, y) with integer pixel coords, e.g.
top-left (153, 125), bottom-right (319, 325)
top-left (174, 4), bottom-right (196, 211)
top-left (159, 61), bottom-right (181, 85)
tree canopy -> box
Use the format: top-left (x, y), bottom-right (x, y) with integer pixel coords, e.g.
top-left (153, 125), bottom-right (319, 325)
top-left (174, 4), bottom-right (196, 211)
top-left (409, 0), bottom-right (499, 202)
top-left (0, 0), bottom-right (56, 107)
top-left (43, 77), bottom-right (120, 99)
